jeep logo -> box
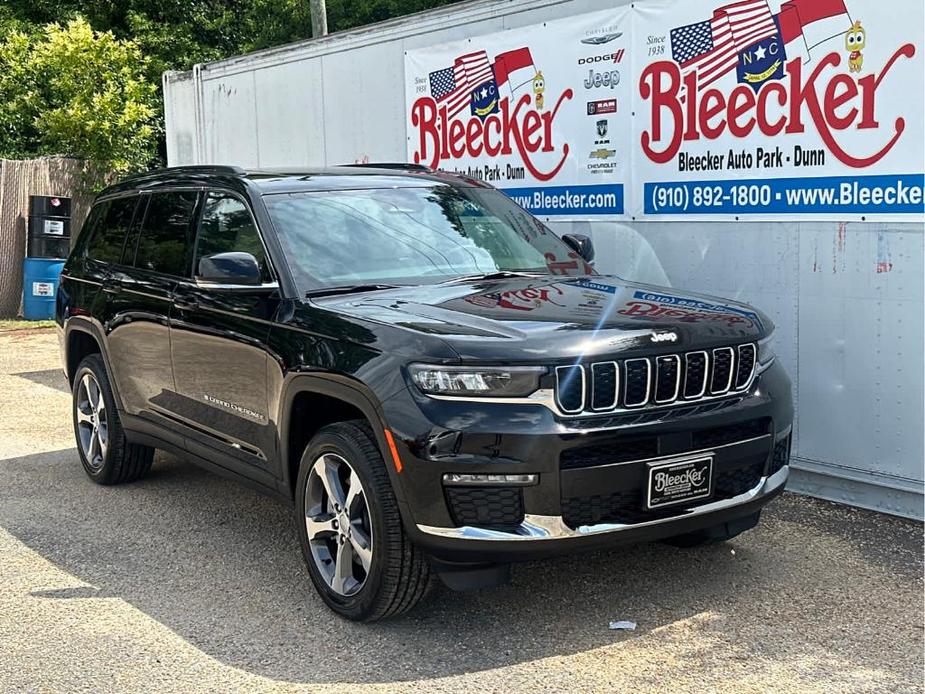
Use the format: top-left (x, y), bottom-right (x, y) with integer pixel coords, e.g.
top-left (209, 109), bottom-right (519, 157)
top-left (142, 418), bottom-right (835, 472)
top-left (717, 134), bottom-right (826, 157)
top-left (583, 69), bottom-right (620, 90)
top-left (650, 332), bottom-right (678, 343)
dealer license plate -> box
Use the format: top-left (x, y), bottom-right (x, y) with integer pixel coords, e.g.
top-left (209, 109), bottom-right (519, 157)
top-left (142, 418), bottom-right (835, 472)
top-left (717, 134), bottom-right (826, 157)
top-left (646, 456), bottom-right (714, 510)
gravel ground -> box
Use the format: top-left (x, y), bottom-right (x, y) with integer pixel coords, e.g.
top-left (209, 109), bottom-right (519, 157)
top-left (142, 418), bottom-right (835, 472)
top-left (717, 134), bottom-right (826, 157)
top-left (0, 329), bottom-right (922, 693)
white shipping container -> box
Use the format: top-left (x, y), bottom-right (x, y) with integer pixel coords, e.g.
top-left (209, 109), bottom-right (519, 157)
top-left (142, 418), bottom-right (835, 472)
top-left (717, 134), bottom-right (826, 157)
top-left (163, 0), bottom-right (925, 518)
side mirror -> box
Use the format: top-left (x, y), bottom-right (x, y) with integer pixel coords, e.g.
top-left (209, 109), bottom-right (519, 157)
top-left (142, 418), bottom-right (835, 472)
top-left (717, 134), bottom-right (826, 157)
top-left (562, 234), bottom-right (595, 264)
top-left (197, 252), bottom-right (262, 286)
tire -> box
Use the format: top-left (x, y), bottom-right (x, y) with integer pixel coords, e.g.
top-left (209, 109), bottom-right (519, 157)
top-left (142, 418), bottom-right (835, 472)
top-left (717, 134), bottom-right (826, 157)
top-left (663, 511), bottom-right (762, 548)
top-left (72, 354), bottom-right (154, 485)
top-left (295, 420), bottom-right (431, 622)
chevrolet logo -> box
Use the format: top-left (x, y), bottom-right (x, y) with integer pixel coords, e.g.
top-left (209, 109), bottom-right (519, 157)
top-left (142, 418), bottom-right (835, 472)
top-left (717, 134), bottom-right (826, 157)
top-left (589, 148), bottom-right (616, 160)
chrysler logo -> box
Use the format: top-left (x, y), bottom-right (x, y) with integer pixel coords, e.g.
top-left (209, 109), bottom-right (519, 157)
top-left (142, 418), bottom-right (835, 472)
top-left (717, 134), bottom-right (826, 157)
top-left (650, 332), bottom-right (678, 343)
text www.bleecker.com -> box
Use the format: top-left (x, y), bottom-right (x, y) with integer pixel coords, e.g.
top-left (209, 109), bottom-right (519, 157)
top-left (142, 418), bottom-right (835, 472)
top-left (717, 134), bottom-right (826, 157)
top-left (504, 184), bottom-right (624, 216)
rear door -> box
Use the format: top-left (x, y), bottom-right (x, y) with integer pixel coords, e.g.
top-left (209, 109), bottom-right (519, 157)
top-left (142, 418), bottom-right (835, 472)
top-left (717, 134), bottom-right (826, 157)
top-left (105, 190), bottom-right (199, 424)
top-left (168, 190), bottom-right (281, 481)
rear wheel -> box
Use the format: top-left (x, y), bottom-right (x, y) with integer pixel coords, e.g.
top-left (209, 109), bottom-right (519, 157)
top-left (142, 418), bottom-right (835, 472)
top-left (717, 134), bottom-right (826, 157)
top-left (295, 420), bottom-right (431, 621)
top-left (72, 354), bottom-right (154, 485)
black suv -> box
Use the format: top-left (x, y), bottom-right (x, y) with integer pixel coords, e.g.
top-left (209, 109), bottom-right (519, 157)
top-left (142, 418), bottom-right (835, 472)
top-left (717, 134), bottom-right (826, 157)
top-left (57, 165), bottom-right (793, 621)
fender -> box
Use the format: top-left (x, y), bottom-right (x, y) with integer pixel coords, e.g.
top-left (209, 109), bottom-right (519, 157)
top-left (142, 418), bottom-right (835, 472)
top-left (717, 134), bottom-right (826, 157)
top-left (277, 373), bottom-right (416, 526)
top-left (62, 315), bottom-right (126, 413)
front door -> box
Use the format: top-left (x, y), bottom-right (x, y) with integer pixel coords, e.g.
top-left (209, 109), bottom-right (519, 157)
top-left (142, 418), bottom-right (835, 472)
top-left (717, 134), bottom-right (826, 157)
top-left (168, 191), bottom-right (280, 480)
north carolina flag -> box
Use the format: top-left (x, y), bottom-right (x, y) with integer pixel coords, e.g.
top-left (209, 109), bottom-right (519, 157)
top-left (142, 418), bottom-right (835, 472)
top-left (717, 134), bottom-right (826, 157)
top-left (777, 0), bottom-right (853, 55)
top-left (492, 47), bottom-right (536, 94)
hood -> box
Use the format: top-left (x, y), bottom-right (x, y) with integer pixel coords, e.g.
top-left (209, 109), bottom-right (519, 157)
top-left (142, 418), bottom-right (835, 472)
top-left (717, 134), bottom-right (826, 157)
top-left (311, 275), bottom-right (772, 363)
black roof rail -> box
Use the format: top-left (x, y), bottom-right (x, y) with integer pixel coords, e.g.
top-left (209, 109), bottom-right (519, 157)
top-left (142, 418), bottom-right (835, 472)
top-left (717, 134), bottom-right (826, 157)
top-left (339, 162), bottom-right (433, 172)
top-left (165, 165), bottom-right (247, 175)
top-left (120, 165), bottom-right (247, 182)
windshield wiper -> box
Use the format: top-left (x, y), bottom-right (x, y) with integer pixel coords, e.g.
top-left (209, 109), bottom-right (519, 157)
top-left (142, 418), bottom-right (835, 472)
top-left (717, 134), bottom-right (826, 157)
top-left (438, 270), bottom-right (547, 286)
top-left (305, 284), bottom-right (403, 298)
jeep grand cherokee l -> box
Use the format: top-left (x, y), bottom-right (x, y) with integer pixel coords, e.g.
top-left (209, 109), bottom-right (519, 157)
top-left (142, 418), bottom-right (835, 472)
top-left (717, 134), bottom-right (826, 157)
top-left (57, 165), bottom-right (793, 621)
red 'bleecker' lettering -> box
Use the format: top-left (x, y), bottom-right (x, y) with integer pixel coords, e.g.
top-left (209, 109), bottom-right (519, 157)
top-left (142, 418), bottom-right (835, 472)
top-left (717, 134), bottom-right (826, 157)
top-left (618, 301), bottom-right (751, 327)
top-left (639, 44), bottom-right (916, 169)
top-left (410, 90), bottom-right (573, 181)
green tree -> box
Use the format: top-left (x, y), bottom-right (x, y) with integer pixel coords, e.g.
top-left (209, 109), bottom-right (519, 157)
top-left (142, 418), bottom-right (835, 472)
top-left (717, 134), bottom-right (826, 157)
top-left (0, 17), bottom-right (159, 174)
top-left (0, 1), bottom-right (467, 70)
top-left (0, 0), bottom-right (465, 173)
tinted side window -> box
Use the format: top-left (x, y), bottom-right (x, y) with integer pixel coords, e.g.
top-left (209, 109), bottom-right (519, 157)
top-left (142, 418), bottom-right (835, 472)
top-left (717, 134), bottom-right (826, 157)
top-left (134, 192), bottom-right (199, 276)
top-left (85, 197), bottom-right (137, 264)
top-left (72, 202), bottom-right (107, 260)
top-left (195, 193), bottom-right (271, 282)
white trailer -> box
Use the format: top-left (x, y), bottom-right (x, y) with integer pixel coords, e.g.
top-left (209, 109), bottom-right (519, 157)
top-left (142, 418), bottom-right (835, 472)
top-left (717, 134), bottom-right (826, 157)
top-left (163, 0), bottom-right (925, 519)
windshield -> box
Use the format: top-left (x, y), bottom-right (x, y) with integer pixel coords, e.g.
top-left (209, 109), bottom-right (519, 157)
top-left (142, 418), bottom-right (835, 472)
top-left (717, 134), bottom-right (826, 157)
top-left (263, 185), bottom-right (595, 291)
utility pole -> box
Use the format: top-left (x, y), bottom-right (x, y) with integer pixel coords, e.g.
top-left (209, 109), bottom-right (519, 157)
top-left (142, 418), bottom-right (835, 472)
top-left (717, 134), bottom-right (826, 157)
top-left (310, 0), bottom-right (328, 38)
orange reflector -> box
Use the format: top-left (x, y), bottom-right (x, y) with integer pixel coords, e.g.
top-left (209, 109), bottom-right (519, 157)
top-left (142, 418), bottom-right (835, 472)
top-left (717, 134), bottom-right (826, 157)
top-left (383, 429), bottom-right (403, 473)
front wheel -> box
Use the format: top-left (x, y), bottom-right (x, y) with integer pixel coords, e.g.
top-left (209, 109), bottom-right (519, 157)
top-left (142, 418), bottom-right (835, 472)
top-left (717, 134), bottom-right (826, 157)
top-left (295, 421), bottom-right (431, 621)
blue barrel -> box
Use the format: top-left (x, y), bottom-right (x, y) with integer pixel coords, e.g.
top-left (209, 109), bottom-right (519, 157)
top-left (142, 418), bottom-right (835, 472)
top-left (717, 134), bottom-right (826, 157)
top-left (22, 257), bottom-right (65, 320)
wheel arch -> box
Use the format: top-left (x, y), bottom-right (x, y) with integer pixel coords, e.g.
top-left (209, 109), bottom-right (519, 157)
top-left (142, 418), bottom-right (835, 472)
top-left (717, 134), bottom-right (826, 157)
top-left (63, 319), bottom-right (123, 410)
top-left (278, 375), bottom-right (409, 513)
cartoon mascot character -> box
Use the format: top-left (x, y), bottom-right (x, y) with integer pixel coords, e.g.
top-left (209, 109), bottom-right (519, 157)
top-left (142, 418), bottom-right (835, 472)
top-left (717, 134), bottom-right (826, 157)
top-left (846, 21), bottom-right (866, 73)
top-left (533, 71), bottom-right (546, 110)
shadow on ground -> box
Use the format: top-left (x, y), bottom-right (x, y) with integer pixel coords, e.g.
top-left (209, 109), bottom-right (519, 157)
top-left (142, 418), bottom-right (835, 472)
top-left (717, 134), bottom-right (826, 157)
top-left (0, 448), bottom-right (921, 685)
top-left (11, 368), bottom-right (70, 394)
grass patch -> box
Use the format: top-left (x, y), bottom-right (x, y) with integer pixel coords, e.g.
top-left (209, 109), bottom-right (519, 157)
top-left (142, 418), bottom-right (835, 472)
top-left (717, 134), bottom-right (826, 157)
top-left (0, 319), bottom-right (57, 331)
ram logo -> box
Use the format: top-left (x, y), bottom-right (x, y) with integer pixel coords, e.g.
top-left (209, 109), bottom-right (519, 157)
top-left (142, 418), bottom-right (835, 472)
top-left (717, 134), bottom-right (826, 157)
top-left (650, 332), bottom-right (678, 344)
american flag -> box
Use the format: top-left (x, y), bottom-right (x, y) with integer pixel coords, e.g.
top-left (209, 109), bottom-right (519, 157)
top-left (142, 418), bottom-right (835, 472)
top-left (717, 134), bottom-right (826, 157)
top-left (671, 0), bottom-right (778, 90)
top-left (428, 50), bottom-right (494, 118)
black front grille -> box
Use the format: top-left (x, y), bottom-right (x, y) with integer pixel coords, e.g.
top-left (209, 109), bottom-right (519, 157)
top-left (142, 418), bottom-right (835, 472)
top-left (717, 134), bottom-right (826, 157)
top-left (446, 487), bottom-right (524, 527)
top-left (624, 360), bottom-right (649, 407)
top-left (560, 436), bottom-right (659, 470)
top-left (655, 356), bottom-right (680, 402)
top-left (710, 347), bottom-right (734, 394)
top-left (735, 344), bottom-right (756, 389)
top-left (562, 489), bottom-right (655, 527)
top-left (683, 352), bottom-right (708, 398)
top-left (691, 418), bottom-right (771, 449)
top-left (591, 362), bottom-right (618, 410)
top-left (561, 457), bottom-right (766, 528)
top-left (714, 462), bottom-right (764, 499)
top-left (555, 343), bottom-right (756, 415)
top-left (555, 365), bottom-right (585, 413)
top-left (769, 435), bottom-right (791, 475)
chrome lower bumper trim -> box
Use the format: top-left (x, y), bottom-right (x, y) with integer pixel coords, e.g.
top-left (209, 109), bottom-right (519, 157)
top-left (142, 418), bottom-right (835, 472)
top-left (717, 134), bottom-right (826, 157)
top-left (417, 465), bottom-right (789, 541)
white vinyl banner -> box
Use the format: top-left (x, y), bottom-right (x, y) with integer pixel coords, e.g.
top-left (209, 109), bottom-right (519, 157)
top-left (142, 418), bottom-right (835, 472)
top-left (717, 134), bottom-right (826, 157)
top-left (633, 0), bottom-right (925, 220)
top-left (404, 7), bottom-right (631, 218)
top-left (405, 0), bottom-right (925, 221)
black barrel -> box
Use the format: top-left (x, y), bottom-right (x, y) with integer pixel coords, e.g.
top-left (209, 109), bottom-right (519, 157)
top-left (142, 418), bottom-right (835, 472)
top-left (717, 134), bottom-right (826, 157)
top-left (27, 195), bottom-right (72, 258)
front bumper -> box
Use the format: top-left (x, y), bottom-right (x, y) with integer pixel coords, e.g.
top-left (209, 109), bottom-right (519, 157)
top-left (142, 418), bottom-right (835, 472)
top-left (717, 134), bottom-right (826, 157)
top-left (418, 465), bottom-right (788, 541)
top-left (383, 361), bottom-right (793, 563)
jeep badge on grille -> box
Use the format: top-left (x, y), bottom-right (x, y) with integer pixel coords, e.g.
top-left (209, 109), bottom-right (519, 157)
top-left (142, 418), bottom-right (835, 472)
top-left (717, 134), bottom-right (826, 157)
top-left (650, 332), bottom-right (678, 343)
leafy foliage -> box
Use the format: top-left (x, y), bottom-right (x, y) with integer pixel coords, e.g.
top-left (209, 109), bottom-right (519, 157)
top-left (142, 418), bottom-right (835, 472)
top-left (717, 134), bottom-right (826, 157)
top-left (0, 1), bottom-right (465, 71)
top-left (0, 0), bottom-right (465, 173)
top-left (0, 18), bottom-right (159, 174)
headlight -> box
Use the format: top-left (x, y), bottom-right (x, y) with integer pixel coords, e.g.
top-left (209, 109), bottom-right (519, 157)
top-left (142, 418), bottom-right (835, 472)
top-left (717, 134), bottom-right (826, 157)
top-left (757, 333), bottom-right (776, 373)
top-left (409, 364), bottom-right (545, 397)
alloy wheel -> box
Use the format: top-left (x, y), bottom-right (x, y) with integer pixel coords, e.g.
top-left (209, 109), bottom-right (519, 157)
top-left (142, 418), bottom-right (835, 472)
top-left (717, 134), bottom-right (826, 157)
top-left (76, 373), bottom-right (108, 470)
top-left (304, 453), bottom-right (374, 596)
